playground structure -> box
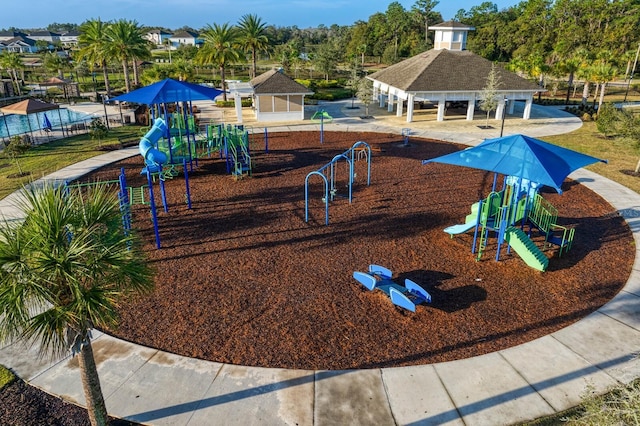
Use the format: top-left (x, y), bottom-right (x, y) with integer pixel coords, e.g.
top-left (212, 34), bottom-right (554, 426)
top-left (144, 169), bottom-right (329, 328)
top-left (305, 141), bottom-right (372, 225)
top-left (137, 117), bottom-right (193, 249)
top-left (353, 264), bottom-right (432, 313)
top-left (445, 179), bottom-right (575, 271)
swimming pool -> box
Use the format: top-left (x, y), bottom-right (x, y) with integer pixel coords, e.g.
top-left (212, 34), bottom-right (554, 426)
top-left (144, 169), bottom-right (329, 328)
top-left (0, 109), bottom-right (93, 139)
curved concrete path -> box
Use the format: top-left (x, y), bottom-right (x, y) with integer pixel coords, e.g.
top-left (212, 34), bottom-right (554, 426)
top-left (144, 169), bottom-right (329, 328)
top-left (1, 102), bottom-right (639, 426)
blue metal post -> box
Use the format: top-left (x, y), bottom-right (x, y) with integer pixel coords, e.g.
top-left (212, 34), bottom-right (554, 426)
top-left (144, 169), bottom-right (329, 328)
top-left (264, 127), bottom-right (269, 153)
top-left (320, 114), bottom-right (324, 144)
top-left (159, 172), bottom-right (168, 213)
top-left (146, 169), bottom-right (161, 249)
top-left (183, 158), bottom-right (192, 209)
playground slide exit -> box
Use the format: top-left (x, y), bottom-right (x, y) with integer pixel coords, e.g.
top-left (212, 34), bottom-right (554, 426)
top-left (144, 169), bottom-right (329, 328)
top-left (139, 118), bottom-right (168, 173)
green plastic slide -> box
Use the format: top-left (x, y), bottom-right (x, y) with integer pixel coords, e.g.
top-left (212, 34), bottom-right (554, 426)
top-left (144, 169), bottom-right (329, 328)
top-left (505, 227), bottom-right (549, 272)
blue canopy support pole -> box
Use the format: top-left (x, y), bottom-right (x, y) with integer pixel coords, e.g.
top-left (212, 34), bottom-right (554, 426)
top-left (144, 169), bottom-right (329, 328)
top-left (305, 171), bottom-right (329, 225)
top-left (161, 104), bottom-right (174, 164)
top-left (320, 114), bottom-right (324, 144)
top-left (492, 172), bottom-right (498, 192)
top-left (146, 169), bottom-right (161, 249)
top-left (159, 171), bottom-right (168, 213)
top-left (183, 158), bottom-right (192, 209)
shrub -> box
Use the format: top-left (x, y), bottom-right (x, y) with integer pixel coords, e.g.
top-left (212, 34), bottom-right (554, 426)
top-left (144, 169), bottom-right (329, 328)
top-left (581, 113), bottom-right (593, 122)
top-left (0, 365), bottom-right (15, 391)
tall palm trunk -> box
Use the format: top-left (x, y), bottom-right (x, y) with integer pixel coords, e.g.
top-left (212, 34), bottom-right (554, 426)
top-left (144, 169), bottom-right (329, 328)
top-left (101, 60), bottom-right (111, 97)
top-left (11, 69), bottom-right (22, 95)
top-left (251, 49), bottom-right (257, 79)
top-left (133, 60), bottom-right (140, 87)
top-left (581, 81), bottom-right (589, 105)
top-left (122, 60), bottom-right (131, 93)
top-left (598, 82), bottom-right (606, 109)
top-left (565, 71), bottom-right (574, 104)
top-left (220, 66), bottom-right (227, 101)
top-left (78, 339), bottom-right (109, 426)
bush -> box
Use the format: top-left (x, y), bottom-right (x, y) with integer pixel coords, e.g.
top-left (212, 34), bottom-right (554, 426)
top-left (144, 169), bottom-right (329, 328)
top-left (581, 112), bottom-right (593, 122)
top-left (215, 99), bottom-right (252, 108)
top-left (0, 365), bottom-right (15, 391)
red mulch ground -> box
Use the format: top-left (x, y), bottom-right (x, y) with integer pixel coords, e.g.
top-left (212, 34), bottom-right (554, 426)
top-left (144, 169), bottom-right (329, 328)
top-left (80, 131), bottom-right (634, 370)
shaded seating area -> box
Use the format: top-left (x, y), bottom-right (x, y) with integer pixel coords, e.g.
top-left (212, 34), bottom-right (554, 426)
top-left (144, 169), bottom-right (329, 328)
top-left (353, 265), bottom-right (431, 313)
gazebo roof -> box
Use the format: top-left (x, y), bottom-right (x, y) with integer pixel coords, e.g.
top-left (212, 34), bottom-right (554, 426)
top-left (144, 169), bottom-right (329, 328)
top-left (368, 49), bottom-right (540, 93)
top-left (0, 98), bottom-right (59, 115)
top-left (251, 69), bottom-right (313, 95)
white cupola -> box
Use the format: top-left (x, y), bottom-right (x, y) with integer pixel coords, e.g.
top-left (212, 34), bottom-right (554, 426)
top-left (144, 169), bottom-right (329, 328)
top-left (428, 21), bottom-right (475, 51)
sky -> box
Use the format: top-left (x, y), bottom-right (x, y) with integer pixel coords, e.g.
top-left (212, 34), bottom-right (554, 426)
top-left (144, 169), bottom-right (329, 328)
top-left (3, 0), bottom-right (521, 31)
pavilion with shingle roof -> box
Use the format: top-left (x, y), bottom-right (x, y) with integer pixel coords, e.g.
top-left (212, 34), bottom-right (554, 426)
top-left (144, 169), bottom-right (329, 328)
top-left (367, 21), bottom-right (540, 123)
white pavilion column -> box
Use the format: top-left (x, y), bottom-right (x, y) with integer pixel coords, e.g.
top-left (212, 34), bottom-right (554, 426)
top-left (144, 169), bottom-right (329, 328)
top-left (396, 97), bottom-right (404, 117)
top-left (406, 94), bottom-right (415, 122)
top-left (436, 96), bottom-right (446, 121)
top-left (234, 93), bottom-right (243, 124)
top-left (379, 93), bottom-right (386, 107)
top-left (387, 92), bottom-right (394, 112)
top-left (523, 97), bottom-right (533, 119)
top-left (466, 98), bottom-right (475, 120)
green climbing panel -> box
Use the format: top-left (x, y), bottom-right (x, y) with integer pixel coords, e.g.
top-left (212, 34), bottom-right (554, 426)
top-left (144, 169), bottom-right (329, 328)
top-left (505, 227), bottom-right (549, 272)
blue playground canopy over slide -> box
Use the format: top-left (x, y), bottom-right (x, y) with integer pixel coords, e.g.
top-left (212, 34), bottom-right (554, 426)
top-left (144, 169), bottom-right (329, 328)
top-left (109, 78), bottom-right (224, 105)
top-left (422, 134), bottom-right (606, 193)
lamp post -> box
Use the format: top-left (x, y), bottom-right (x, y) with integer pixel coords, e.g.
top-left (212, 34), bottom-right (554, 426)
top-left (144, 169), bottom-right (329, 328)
top-left (500, 98), bottom-right (508, 137)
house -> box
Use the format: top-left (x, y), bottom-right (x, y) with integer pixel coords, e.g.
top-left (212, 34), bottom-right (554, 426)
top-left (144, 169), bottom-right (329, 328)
top-left (0, 31), bottom-right (27, 42)
top-left (2, 36), bottom-right (38, 53)
top-left (145, 29), bottom-right (172, 46)
top-left (27, 30), bottom-right (61, 44)
top-left (169, 30), bottom-right (201, 47)
top-left (246, 69), bottom-right (313, 122)
top-left (367, 21), bottom-right (540, 123)
top-left (59, 31), bottom-right (79, 47)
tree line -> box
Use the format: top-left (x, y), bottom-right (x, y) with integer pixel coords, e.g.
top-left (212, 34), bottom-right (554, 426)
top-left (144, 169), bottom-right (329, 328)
top-left (1, 0), bottom-right (639, 105)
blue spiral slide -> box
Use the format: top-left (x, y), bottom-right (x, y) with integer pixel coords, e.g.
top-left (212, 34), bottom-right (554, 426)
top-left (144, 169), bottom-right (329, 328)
top-left (139, 118), bottom-right (168, 174)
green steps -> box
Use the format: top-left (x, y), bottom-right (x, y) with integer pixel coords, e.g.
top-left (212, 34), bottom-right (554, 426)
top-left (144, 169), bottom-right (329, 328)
top-left (505, 227), bottom-right (549, 272)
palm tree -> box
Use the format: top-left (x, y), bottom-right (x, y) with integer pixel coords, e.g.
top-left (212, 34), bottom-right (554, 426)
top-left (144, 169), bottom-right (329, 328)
top-left (0, 184), bottom-right (154, 426)
top-left (105, 19), bottom-right (150, 92)
top-left (591, 62), bottom-right (618, 109)
top-left (42, 51), bottom-right (69, 79)
top-left (197, 23), bottom-right (242, 102)
top-left (171, 58), bottom-right (194, 82)
top-left (77, 18), bottom-right (112, 97)
top-left (237, 14), bottom-right (270, 79)
top-left (0, 51), bottom-right (24, 96)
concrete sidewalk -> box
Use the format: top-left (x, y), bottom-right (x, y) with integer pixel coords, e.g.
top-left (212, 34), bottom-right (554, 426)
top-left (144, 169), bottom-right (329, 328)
top-left (1, 102), bottom-right (639, 425)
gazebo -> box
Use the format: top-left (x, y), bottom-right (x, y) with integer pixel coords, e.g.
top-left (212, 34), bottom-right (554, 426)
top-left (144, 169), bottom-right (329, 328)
top-left (0, 98), bottom-right (64, 141)
top-left (367, 21), bottom-right (540, 123)
top-left (228, 69), bottom-right (314, 123)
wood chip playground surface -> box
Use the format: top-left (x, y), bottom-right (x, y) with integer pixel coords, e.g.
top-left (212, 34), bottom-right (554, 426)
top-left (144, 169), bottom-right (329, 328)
top-left (79, 130), bottom-right (634, 371)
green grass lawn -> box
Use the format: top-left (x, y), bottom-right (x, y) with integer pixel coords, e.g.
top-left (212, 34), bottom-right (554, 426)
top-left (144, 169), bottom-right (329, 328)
top-left (0, 126), bottom-right (142, 199)
top-left (544, 121), bottom-right (640, 194)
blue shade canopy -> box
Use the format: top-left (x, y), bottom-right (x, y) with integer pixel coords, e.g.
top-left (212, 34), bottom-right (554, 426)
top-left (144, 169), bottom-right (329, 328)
top-left (422, 134), bottom-right (606, 193)
top-left (108, 78), bottom-right (224, 105)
